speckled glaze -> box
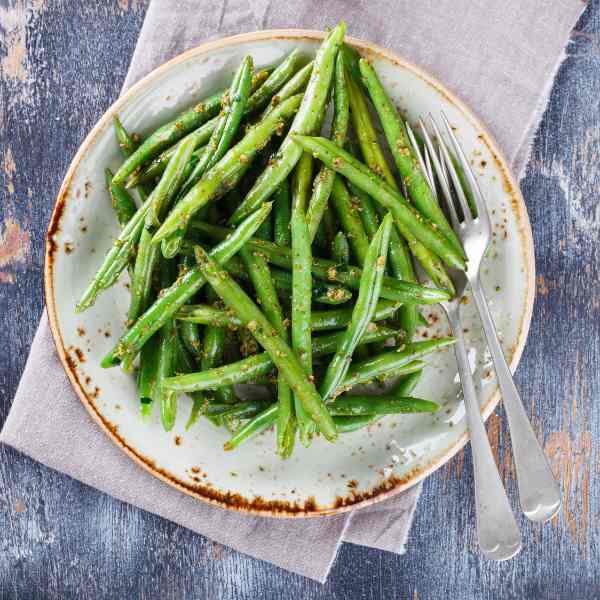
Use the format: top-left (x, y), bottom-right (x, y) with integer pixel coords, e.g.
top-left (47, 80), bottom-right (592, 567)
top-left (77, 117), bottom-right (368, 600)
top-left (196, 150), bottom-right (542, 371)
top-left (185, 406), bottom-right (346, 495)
top-left (45, 30), bottom-right (535, 517)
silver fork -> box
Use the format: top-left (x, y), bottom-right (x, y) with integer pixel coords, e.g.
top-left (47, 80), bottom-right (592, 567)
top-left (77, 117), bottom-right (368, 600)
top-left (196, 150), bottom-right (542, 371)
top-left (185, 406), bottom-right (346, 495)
top-left (422, 114), bottom-right (561, 525)
top-left (405, 124), bottom-right (522, 561)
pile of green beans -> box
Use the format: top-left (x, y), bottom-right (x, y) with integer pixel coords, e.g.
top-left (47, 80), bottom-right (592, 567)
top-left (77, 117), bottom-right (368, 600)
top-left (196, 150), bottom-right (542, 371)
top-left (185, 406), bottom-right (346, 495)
top-left (78, 23), bottom-right (461, 458)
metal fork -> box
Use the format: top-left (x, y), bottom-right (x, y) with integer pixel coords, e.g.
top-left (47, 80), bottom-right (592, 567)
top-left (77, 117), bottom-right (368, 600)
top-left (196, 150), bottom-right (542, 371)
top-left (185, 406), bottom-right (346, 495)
top-left (422, 114), bottom-right (561, 525)
top-left (405, 124), bottom-right (521, 561)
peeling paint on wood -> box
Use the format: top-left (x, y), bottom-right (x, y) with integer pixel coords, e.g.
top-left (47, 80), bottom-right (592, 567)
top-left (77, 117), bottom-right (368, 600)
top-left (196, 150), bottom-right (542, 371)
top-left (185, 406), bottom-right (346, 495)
top-left (1, 1), bottom-right (599, 598)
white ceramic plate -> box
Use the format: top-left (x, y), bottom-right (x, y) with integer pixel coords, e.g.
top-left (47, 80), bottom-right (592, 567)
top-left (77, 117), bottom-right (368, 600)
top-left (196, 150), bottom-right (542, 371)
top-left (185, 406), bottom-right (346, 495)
top-left (45, 30), bottom-right (535, 517)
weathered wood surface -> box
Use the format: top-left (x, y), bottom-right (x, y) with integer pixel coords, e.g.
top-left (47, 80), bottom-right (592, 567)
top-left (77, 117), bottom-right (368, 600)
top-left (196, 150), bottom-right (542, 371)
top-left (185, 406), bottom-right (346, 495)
top-left (1, 1), bottom-right (599, 598)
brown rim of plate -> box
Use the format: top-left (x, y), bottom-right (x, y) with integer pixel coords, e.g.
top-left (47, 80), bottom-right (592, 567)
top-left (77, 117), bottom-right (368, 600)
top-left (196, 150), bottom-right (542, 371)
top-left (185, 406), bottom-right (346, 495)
top-left (44, 29), bottom-right (536, 518)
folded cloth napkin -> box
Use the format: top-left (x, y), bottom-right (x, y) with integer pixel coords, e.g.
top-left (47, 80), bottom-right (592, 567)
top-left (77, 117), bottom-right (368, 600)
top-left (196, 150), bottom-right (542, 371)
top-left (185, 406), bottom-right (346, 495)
top-left (1, 0), bottom-right (584, 583)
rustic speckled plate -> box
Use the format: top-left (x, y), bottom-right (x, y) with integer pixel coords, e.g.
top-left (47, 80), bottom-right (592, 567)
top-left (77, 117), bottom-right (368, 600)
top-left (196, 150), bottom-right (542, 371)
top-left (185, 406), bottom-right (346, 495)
top-left (45, 30), bottom-right (535, 517)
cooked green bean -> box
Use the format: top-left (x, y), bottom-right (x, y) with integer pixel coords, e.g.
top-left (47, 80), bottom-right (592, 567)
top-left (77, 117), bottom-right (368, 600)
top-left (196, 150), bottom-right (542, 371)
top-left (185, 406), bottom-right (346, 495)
top-left (156, 259), bottom-right (179, 432)
top-left (201, 317), bottom-right (236, 405)
top-left (292, 135), bottom-right (467, 271)
top-left (332, 231), bottom-right (350, 265)
top-left (273, 179), bottom-right (291, 246)
top-left (163, 325), bottom-right (399, 393)
top-left (359, 58), bottom-right (463, 256)
top-left (177, 298), bottom-right (400, 332)
top-left (291, 152), bottom-right (315, 445)
top-left (138, 331), bottom-right (160, 416)
top-left (105, 168), bottom-right (137, 228)
top-left (340, 338), bottom-right (455, 392)
top-left (320, 214), bottom-right (392, 402)
top-left (328, 395), bottom-right (438, 416)
top-left (112, 89), bottom-right (224, 185)
top-left (127, 228), bottom-right (160, 324)
top-left (261, 61), bottom-right (313, 117)
top-left (245, 49), bottom-right (303, 114)
top-left (229, 22), bottom-right (345, 225)
top-left (76, 197), bottom-right (150, 312)
top-left (179, 56), bottom-right (254, 197)
top-left (178, 256), bottom-right (204, 362)
top-left (330, 176), bottom-right (370, 265)
top-left (101, 203), bottom-right (272, 367)
top-left (152, 93), bottom-right (302, 243)
top-left (192, 221), bottom-right (451, 304)
top-left (193, 245), bottom-right (338, 441)
top-left (224, 404), bottom-right (278, 451)
top-left (306, 52), bottom-right (349, 240)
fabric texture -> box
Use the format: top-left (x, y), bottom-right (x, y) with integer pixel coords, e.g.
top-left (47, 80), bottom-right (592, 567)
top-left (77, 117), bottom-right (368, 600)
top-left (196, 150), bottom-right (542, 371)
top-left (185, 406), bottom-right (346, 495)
top-left (1, 0), bottom-right (584, 583)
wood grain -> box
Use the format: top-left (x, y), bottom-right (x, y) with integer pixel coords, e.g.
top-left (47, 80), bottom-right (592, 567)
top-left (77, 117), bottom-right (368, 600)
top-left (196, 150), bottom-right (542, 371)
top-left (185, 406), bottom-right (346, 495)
top-left (1, 1), bottom-right (599, 598)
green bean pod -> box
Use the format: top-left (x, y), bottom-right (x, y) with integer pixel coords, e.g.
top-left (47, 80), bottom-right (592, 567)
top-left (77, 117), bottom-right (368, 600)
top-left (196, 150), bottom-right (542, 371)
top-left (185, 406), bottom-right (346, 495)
top-left (113, 89), bottom-right (225, 185)
top-left (179, 56), bottom-right (254, 197)
top-left (178, 255), bottom-right (204, 362)
top-left (273, 179), bottom-right (292, 246)
top-left (358, 59), bottom-right (463, 256)
top-left (291, 153), bottom-right (315, 445)
top-left (105, 168), bottom-right (137, 228)
top-left (229, 22), bottom-right (346, 225)
top-left (330, 176), bottom-right (370, 265)
top-left (306, 51), bottom-right (350, 240)
top-left (245, 49), bottom-right (303, 114)
top-left (340, 338), bottom-right (455, 392)
top-left (261, 61), bottom-right (314, 118)
top-left (101, 203), bottom-right (272, 367)
top-left (320, 214), bottom-right (392, 402)
top-left (152, 93), bottom-right (302, 244)
top-left (224, 404), bottom-right (279, 451)
top-left (292, 135), bottom-right (467, 271)
top-left (332, 231), bottom-right (350, 265)
top-left (177, 299), bottom-right (400, 332)
top-left (201, 319), bottom-right (236, 405)
top-left (127, 228), bottom-right (160, 324)
top-left (328, 395), bottom-right (439, 416)
top-left (163, 326), bottom-right (399, 393)
top-left (192, 222), bottom-right (451, 305)
top-left (138, 331), bottom-right (160, 416)
top-left (193, 245), bottom-right (338, 441)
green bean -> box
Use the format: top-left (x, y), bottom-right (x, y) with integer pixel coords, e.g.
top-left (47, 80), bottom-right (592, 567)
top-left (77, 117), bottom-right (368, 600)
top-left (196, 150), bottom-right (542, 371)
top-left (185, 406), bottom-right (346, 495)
top-left (113, 115), bottom-right (139, 157)
top-left (101, 203), bottom-right (272, 367)
top-left (306, 52), bottom-right (349, 240)
top-left (76, 196), bottom-right (151, 312)
top-left (217, 254), bottom-right (353, 306)
top-left (345, 73), bottom-right (421, 337)
top-left (228, 22), bottom-right (345, 225)
top-left (129, 119), bottom-right (217, 187)
top-left (273, 179), bottom-right (291, 246)
top-left (152, 93), bottom-right (302, 244)
top-left (145, 135), bottom-right (198, 228)
top-left (332, 369), bottom-right (423, 432)
top-left (163, 325), bottom-right (402, 393)
top-left (332, 231), bottom-right (350, 265)
top-left (155, 259), bottom-right (178, 431)
top-left (292, 135), bottom-right (467, 271)
top-left (112, 89), bottom-right (225, 185)
top-left (192, 222), bottom-right (451, 304)
top-left (178, 255), bottom-right (203, 362)
top-left (127, 228), bottom-right (160, 324)
top-left (340, 338), bottom-right (455, 392)
top-left (179, 56), bottom-right (254, 197)
top-left (328, 395), bottom-right (438, 416)
top-left (138, 332), bottom-right (160, 416)
top-left (320, 214), bottom-right (392, 401)
top-left (202, 318), bottom-right (236, 405)
top-left (105, 168), bottom-right (137, 229)
top-left (224, 404), bottom-right (278, 451)
top-left (193, 245), bottom-right (338, 441)
top-left (239, 242), bottom-right (293, 456)
top-left (291, 152), bottom-right (315, 444)
top-left (177, 298), bottom-right (400, 332)
top-left (245, 49), bottom-right (303, 114)
top-left (330, 176), bottom-right (370, 265)
top-left (261, 61), bottom-right (313, 118)
top-left (358, 59), bottom-right (463, 256)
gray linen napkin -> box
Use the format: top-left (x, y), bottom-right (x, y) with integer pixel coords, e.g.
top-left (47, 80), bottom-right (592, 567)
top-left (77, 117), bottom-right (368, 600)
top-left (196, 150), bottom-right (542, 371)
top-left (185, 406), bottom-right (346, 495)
top-left (1, 0), bottom-right (584, 583)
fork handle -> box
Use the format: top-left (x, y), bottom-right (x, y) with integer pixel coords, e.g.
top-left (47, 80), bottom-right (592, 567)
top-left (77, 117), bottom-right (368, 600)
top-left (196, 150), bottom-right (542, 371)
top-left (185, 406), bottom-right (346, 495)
top-left (471, 279), bottom-right (561, 522)
top-left (446, 309), bottom-right (522, 560)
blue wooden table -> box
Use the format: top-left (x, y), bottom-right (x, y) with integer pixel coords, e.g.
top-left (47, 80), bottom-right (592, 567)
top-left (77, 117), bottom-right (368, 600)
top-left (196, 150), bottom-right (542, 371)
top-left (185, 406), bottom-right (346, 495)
top-left (1, 2), bottom-right (598, 597)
